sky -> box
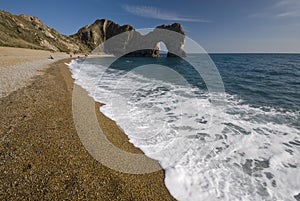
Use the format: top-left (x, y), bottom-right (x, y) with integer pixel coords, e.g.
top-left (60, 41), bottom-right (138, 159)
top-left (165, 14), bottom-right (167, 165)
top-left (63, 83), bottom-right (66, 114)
top-left (1, 0), bottom-right (300, 53)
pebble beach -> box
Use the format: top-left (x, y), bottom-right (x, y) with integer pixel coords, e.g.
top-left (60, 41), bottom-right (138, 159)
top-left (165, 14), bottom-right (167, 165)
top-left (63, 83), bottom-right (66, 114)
top-left (0, 47), bottom-right (174, 200)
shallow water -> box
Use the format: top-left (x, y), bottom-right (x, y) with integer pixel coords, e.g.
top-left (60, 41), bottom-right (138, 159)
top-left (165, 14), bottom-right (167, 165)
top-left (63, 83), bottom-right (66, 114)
top-left (69, 54), bottom-right (300, 201)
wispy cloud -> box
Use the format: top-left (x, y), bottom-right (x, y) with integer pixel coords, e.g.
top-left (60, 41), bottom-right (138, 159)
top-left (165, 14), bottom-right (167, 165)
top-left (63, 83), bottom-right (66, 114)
top-left (122, 5), bottom-right (211, 23)
top-left (275, 0), bottom-right (300, 17)
top-left (249, 0), bottom-right (300, 19)
top-left (277, 11), bottom-right (300, 17)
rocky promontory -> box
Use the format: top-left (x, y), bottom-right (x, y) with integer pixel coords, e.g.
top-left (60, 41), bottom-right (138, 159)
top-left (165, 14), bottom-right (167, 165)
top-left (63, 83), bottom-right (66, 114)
top-left (0, 10), bottom-right (186, 57)
top-left (73, 20), bottom-right (186, 57)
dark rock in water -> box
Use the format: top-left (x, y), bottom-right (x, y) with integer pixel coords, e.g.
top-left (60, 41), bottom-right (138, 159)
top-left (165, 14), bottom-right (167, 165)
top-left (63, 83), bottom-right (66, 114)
top-left (124, 49), bottom-right (160, 57)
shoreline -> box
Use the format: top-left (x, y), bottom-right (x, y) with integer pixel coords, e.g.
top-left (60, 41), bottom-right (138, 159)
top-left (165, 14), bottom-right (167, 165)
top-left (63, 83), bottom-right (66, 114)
top-left (0, 50), bottom-right (175, 200)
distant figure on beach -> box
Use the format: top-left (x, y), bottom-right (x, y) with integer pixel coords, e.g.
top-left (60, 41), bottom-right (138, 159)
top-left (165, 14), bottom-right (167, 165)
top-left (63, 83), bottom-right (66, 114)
top-left (70, 54), bottom-right (72, 58)
top-left (48, 55), bottom-right (54, 60)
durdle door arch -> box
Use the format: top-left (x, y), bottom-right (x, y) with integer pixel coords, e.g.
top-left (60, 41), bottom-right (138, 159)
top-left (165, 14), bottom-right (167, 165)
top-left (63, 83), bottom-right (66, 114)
top-left (101, 23), bottom-right (187, 58)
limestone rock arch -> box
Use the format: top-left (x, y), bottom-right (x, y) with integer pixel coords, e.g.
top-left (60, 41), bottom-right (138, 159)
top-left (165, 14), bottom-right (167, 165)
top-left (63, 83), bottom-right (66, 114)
top-left (102, 23), bottom-right (187, 57)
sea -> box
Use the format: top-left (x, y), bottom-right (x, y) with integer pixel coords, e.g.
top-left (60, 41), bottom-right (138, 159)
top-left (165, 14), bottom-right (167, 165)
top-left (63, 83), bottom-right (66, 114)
top-left (68, 53), bottom-right (300, 201)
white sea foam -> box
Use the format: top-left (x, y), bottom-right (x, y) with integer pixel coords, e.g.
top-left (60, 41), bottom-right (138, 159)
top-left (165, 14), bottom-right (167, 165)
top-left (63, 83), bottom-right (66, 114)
top-left (68, 59), bottom-right (300, 201)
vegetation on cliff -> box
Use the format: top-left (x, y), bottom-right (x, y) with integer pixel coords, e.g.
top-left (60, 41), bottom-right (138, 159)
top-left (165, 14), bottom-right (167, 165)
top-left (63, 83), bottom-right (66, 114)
top-left (0, 10), bottom-right (185, 56)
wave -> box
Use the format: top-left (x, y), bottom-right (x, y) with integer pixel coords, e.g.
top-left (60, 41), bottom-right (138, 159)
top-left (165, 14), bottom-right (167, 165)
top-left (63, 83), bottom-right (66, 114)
top-left (68, 59), bottom-right (300, 201)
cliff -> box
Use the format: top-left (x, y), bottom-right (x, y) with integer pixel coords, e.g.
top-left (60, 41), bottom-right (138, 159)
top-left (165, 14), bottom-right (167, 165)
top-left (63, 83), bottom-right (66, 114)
top-left (0, 10), bottom-right (186, 57)
top-left (73, 20), bottom-right (186, 57)
top-left (71, 19), bottom-right (134, 50)
top-left (0, 10), bottom-right (88, 53)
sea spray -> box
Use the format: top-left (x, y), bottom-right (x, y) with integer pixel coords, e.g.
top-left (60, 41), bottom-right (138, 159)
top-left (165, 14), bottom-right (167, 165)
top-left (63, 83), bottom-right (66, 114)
top-left (69, 54), bottom-right (300, 201)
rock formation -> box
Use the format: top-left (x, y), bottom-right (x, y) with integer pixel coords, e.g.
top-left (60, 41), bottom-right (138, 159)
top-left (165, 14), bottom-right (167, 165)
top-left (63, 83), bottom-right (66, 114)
top-left (156, 23), bottom-right (186, 57)
top-left (0, 10), bottom-right (88, 53)
top-left (72, 20), bottom-right (186, 57)
top-left (0, 10), bottom-right (186, 57)
top-left (122, 23), bottom-right (186, 57)
top-left (71, 19), bottom-right (134, 51)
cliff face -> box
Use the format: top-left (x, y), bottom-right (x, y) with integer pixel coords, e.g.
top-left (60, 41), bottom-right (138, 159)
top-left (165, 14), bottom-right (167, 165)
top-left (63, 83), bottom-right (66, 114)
top-left (0, 10), bottom-right (88, 53)
top-left (72, 19), bottom-right (134, 50)
top-left (123, 23), bottom-right (186, 57)
top-left (156, 23), bottom-right (186, 57)
top-left (0, 10), bottom-right (186, 56)
top-left (73, 20), bottom-right (186, 57)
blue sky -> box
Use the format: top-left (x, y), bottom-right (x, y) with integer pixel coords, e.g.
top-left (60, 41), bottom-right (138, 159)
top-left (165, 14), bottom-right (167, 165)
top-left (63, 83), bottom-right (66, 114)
top-left (1, 0), bottom-right (300, 53)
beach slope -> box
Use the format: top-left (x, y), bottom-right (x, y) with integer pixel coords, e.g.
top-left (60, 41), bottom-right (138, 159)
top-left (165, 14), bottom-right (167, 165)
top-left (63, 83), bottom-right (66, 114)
top-left (0, 48), bottom-right (174, 200)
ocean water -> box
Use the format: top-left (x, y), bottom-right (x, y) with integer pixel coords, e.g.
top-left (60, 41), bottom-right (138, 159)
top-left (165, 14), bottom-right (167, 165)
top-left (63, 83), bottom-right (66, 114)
top-left (69, 54), bottom-right (300, 201)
